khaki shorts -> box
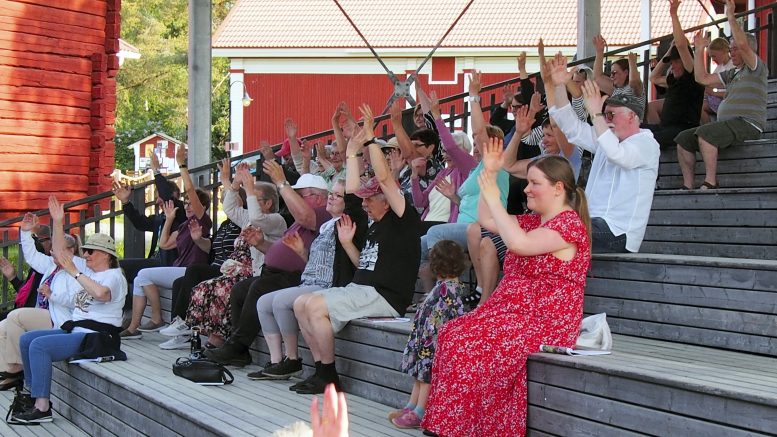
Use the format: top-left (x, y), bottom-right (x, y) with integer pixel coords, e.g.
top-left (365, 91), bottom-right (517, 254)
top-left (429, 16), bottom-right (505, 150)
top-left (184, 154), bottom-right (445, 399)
top-left (316, 283), bottom-right (399, 333)
top-left (675, 118), bottom-right (761, 152)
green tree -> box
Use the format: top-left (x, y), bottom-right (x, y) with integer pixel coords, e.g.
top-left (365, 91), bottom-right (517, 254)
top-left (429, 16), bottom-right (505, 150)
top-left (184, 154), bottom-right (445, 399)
top-left (115, 1), bottom-right (235, 171)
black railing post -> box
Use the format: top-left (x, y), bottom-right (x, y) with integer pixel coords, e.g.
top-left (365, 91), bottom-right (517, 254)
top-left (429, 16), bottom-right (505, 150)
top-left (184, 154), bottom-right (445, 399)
top-left (123, 188), bottom-right (146, 259)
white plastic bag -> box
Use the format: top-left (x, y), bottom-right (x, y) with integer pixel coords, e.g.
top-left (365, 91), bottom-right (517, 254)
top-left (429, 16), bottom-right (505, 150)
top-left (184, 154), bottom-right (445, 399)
top-left (575, 313), bottom-right (612, 351)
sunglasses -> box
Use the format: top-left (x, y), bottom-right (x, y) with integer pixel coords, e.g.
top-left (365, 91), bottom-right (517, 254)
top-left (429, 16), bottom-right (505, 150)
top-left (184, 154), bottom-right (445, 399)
top-left (602, 111), bottom-right (632, 122)
top-left (83, 248), bottom-right (101, 255)
top-left (511, 104), bottom-right (524, 110)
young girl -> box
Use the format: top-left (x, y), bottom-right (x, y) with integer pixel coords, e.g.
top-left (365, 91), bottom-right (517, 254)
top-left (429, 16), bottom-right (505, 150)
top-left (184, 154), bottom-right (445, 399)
top-left (390, 240), bottom-right (467, 429)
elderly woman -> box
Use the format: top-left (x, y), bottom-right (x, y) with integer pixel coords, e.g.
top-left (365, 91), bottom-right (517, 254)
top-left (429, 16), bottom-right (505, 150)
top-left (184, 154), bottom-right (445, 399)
top-left (411, 92), bottom-right (477, 234)
top-left (122, 146), bottom-right (212, 338)
top-left (11, 196), bottom-right (127, 425)
top-left (0, 215), bottom-right (81, 391)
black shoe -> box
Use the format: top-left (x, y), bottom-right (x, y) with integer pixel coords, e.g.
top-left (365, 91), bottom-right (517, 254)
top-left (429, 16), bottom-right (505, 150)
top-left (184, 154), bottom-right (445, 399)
top-left (6, 389), bottom-right (33, 424)
top-left (257, 357), bottom-right (303, 380)
top-left (203, 343), bottom-right (251, 367)
top-left (422, 429), bottom-right (439, 436)
top-left (11, 407), bottom-right (52, 424)
top-left (0, 375), bottom-right (23, 391)
top-left (462, 290), bottom-right (482, 306)
top-left (292, 375), bottom-right (341, 395)
top-left (289, 373), bottom-right (317, 391)
top-left (246, 361), bottom-right (272, 380)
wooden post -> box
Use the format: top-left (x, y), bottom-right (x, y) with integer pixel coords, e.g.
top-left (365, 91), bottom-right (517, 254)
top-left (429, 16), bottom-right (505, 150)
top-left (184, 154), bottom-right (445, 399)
top-left (123, 188), bottom-right (147, 259)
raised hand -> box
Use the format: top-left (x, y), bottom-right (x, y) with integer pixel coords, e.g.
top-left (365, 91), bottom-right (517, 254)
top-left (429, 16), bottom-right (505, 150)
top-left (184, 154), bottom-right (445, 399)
top-left (477, 167), bottom-right (501, 206)
top-left (217, 157), bottom-right (232, 188)
top-left (416, 83), bottom-right (432, 115)
top-left (582, 80), bottom-right (607, 118)
top-left (468, 70), bottom-right (482, 96)
top-left (301, 139), bottom-right (313, 161)
top-left (515, 105), bottom-right (536, 137)
top-left (548, 53), bottom-right (573, 86)
top-left (389, 100), bottom-right (404, 123)
top-left (501, 85), bottom-right (516, 107)
top-left (481, 136), bottom-right (505, 174)
top-left (410, 157), bottom-right (427, 177)
top-left (112, 181), bottom-right (131, 204)
top-left (162, 199), bottom-right (178, 218)
top-left (429, 90), bottom-right (441, 120)
top-left (21, 212), bottom-right (37, 232)
top-left (359, 104), bottom-right (375, 135)
top-left (593, 34), bottom-right (606, 53)
top-left (435, 178), bottom-right (458, 200)
top-left (242, 226), bottom-right (265, 248)
top-left (51, 246), bottom-right (77, 276)
top-left (693, 30), bottom-right (710, 48)
top-left (150, 152), bottom-right (161, 171)
top-left (262, 159), bottom-right (287, 186)
top-left (175, 144), bottom-right (187, 167)
top-left (529, 91), bottom-right (544, 114)
top-left (284, 118), bottom-right (299, 140)
top-left (0, 256), bottom-right (14, 280)
top-left (669, 0), bottom-right (681, 16)
top-left (336, 214), bottom-right (356, 246)
top-left (517, 51), bottom-right (527, 71)
top-left (346, 126), bottom-right (364, 156)
top-left (310, 384), bottom-right (349, 437)
top-left (188, 219), bottom-right (203, 241)
top-left (48, 195), bottom-right (65, 222)
top-left (627, 52), bottom-right (638, 66)
top-left (724, 0), bottom-right (735, 16)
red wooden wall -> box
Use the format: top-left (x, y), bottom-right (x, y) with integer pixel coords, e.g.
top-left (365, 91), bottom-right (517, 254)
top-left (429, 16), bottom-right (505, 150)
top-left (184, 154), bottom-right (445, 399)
top-left (240, 71), bottom-right (517, 152)
top-left (0, 0), bottom-right (119, 223)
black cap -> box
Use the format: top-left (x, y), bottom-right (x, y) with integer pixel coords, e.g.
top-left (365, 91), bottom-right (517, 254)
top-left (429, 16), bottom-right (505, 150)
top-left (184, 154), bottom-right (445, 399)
top-left (604, 94), bottom-right (644, 121)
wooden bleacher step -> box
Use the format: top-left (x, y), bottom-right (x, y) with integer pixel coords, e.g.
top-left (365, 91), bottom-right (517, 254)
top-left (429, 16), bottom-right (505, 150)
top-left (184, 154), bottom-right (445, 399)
top-left (51, 333), bottom-right (419, 437)
top-left (0, 391), bottom-right (89, 437)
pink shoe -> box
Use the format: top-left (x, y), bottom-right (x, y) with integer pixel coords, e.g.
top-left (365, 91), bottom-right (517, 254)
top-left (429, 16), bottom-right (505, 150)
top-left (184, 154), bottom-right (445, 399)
top-left (391, 410), bottom-right (422, 429)
top-left (387, 407), bottom-right (410, 421)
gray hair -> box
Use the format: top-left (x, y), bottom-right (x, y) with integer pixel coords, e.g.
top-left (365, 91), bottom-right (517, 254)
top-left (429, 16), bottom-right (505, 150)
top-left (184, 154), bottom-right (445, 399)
top-left (254, 181), bottom-right (280, 213)
top-left (451, 132), bottom-right (473, 153)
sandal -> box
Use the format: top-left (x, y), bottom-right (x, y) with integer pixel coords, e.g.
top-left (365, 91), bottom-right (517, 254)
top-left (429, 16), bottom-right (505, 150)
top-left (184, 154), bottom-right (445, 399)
top-left (681, 185), bottom-right (693, 190)
top-left (699, 181), bottom-right (718, 190)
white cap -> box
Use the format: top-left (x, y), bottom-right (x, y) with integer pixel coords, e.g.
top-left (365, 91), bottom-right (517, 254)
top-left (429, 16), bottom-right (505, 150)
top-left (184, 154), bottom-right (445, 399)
top-left (291, 174), bottom-right (328, 191)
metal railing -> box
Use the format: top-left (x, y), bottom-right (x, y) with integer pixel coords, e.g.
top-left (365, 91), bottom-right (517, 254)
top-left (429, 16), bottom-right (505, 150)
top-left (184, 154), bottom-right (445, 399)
top-left (1, 4), bottom-right (774, 309)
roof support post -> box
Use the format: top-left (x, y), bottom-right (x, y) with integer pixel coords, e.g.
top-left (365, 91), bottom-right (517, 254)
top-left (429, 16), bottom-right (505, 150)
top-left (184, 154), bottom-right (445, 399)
top-left (576, 0), bottom-right (601, 64)
top-left (188, 0), bottom-right (212, 182)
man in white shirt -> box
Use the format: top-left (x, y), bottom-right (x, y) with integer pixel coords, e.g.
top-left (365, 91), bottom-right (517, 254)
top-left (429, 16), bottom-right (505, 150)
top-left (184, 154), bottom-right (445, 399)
top-left (546, 54), bottom-right (659, 253)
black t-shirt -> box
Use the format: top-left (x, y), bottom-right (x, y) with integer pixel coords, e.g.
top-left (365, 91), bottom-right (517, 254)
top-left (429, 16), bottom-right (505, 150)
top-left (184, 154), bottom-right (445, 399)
top-left (660, 69), bottom-right (705, 128)
top-left (351, 206), bottom-right (421, 314)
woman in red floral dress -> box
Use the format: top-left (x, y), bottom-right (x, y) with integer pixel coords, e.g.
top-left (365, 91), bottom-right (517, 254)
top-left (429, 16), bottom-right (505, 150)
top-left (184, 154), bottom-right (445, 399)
top-left (422, 140), bottom-right (591, 437)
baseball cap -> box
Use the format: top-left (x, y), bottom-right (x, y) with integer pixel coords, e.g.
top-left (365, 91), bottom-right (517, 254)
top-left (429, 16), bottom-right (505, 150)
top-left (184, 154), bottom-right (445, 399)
top-left (604, 94), bottom-right (645, 121)
top-left (291, 174), bottom-right (328, 191)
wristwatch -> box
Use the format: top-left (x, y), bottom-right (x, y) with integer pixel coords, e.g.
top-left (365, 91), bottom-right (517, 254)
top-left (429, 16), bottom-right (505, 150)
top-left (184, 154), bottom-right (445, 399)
top-left (277, 181), bottom-right (291, 189)
top-left (362, 138), bottom-right (377, 148)
top-left (466, 95), bottom-right (481, 103)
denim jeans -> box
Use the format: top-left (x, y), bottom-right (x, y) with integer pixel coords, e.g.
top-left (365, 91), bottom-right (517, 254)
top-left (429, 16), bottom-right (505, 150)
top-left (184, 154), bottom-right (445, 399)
top-left (20, 329), bottom-right (87, 399)
top-left (420, 222), bottom-right (470, 261)
top-left (591, 217), bottom-right (628, 253)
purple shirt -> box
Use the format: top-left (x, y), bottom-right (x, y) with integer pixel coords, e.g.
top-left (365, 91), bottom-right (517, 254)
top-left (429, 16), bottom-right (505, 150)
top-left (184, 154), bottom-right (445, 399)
top-left (264, 206), bottom-right (330, 272)
top-left (173, 214), bottom-right (213, 267)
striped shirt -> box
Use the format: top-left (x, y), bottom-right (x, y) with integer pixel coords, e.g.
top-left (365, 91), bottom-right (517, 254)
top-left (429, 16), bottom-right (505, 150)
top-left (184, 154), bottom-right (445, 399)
top-left (717, 59), bottom-right (768, 130)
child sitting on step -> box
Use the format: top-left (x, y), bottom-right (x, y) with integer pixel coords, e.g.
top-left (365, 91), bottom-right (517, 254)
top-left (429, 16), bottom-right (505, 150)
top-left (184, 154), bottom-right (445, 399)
top-left (390, 240), bottom-right (467, 429)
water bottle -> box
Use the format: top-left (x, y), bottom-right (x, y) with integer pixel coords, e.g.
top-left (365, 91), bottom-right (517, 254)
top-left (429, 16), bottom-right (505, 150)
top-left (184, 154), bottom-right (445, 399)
top-left (190, 327), bottom-right (202, 358)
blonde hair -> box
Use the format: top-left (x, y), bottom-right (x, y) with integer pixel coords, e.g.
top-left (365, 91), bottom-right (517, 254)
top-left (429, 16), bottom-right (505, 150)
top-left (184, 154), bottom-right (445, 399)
top-left (709, 37), bottom-right (729, 51)
top-left (528, 156), bottom-right (591, 242)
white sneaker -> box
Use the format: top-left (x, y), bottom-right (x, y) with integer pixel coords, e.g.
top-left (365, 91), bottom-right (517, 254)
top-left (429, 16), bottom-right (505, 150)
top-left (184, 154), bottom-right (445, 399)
top-left (159, 335), bottom-right (191, 350)
top-left (159, 316), bottom-right (192, 337)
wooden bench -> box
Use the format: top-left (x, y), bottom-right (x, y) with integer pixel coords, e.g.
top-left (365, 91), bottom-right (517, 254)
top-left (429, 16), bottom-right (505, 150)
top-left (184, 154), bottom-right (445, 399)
top-left (643, 187), bottom-right (777, 258)
top-left (586, 253), bottom-right (777, 356)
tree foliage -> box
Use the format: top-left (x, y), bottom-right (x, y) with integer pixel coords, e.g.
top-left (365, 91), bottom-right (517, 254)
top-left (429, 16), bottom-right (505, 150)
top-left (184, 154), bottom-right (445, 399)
top-left (115, 0), bottom-right (234, 171)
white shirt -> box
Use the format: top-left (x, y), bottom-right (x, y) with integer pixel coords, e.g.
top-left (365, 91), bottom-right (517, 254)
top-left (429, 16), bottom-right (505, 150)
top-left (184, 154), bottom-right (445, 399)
top-left (70, 261), bottom-right (127, 329)
top-left (549, 103), bottom-right (659, 252)
top-left (20, 231), bottom-right (77, 328)
top-left (425, 175), bottom-right (452, 222)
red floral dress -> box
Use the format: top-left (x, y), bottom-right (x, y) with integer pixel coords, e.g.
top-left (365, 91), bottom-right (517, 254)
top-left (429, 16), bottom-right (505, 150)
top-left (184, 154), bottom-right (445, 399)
top-left (422, 210), bottom-right (590, 437)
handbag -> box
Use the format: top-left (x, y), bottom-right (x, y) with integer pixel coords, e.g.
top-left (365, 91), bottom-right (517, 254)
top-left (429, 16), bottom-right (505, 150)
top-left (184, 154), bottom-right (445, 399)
top-left (172, 357), bottom-right (234, 386)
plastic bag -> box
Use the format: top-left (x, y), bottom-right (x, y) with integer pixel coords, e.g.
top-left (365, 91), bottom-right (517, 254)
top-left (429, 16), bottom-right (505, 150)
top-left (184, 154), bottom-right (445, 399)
top-left (575, 313), bottom-right (612, 351)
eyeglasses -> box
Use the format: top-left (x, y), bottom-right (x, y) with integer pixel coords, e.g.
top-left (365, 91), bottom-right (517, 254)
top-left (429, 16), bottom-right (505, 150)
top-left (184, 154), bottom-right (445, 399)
top-left (328, 192), bottom-right (344, 199)
top-left (602, 110), bottom-right (632, 122)
top-left (510, 104), bottom-right (524, 111)
top-left (33, 236), bottom-right (51, 243)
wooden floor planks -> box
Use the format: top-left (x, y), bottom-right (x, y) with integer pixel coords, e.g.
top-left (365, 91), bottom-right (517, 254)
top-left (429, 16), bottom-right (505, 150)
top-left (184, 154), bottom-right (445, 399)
top-left (55, 333), bottom-right (422, 437)
top-left (0, 390), bottom-right (89, 437)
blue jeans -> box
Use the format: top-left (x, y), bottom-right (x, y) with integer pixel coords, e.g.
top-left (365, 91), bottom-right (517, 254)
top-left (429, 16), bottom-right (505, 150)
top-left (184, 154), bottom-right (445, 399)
top-left (420, 222), bottom-right (470, 262)
top-left (591, 217), bottom-right (628, 253)
top-left (20, 329), bottom-right (87, 399)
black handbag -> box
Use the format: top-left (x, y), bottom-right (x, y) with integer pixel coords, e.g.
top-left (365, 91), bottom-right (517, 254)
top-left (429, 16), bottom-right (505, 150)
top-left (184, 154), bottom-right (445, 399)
top-left (172, 357), bottom-right (234, 385)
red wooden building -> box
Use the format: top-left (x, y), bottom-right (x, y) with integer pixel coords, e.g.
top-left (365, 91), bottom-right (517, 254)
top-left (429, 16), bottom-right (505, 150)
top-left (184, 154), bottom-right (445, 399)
top-left (0, 0), bottom-right (120, 222)
top-left (212, 0), bottom-right (712, 153)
